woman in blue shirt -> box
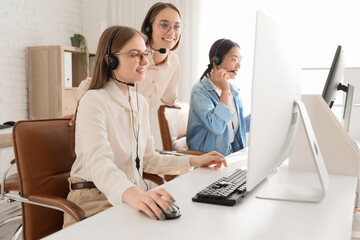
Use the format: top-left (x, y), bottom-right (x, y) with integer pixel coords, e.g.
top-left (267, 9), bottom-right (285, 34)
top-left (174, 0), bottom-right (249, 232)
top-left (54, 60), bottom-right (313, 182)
top-left (186, 39), bottom-right (250, 156)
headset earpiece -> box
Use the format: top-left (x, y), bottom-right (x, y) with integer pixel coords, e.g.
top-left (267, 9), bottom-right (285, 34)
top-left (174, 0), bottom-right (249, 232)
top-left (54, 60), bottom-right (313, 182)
top-left (107, 54), bottom-right (119, 70)
top-left (213, 56), bottom-right (222, 65)
top-left (144, 6), bottom-right (156, 42)
top-left (213, 39), bottom-right (226, 66)
top-left (107, 27), bottom-right (122, 71)
top-left (145, 25), bottom-right (152, 41)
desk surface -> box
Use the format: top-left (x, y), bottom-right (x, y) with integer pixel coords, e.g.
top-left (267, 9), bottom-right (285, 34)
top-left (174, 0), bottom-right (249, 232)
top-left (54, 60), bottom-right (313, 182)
top-left (45, 159), bottom-right (357, 240)
top-left (0, 126), bottom-right (13, 148)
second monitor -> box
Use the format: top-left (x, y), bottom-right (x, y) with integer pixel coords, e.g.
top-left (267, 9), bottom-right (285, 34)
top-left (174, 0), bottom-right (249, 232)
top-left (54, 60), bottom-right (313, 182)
top-left (321, 45), bottom-right (354, 132)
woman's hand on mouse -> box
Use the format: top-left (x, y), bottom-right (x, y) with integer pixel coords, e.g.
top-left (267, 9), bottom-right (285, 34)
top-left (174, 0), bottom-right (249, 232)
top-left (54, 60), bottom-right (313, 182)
top-left (190, 151), bottom-right (227, 169)
top-left (122, 186), bottom-right (177, 220)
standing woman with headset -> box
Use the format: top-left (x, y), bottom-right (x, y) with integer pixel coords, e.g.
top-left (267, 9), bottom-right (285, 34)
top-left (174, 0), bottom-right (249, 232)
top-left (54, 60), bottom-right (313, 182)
top-left (69, 2), bottom-right (184, 150)
top-left (186, 39), bottom-right (250, 156)
top-left (63, 26), bottom-right (226, 227)
top-left (139, 2), bottom-right (184, 149)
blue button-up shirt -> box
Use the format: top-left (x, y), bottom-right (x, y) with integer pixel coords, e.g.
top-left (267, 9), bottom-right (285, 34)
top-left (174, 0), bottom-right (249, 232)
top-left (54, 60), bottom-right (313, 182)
top-left (186, 76), bottom-right (250, 156)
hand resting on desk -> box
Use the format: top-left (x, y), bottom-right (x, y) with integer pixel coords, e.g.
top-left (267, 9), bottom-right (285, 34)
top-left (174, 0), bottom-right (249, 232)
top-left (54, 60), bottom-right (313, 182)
top-left (122, 151), bottom-right (227, 220)
top-left (190, 151), bottom-right (227, 169)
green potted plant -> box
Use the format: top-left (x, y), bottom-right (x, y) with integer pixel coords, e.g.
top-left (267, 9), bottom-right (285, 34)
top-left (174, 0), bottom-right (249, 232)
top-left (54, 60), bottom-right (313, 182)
top-left (70, 34), bottom-right (89, 75)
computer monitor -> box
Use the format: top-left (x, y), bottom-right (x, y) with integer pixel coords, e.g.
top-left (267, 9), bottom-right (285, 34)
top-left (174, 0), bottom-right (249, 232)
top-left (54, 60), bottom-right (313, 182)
top-left (321, 45), bottom-right (354, 132)
top-left (322, 45), bottom-right (345, 108)
top-left (246, 11), bottom-right (329, 202)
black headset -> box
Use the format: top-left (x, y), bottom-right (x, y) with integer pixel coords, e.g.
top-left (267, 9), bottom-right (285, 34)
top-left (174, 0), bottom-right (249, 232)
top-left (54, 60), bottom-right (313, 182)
top-left (213, 39), bottom-right (227, 66)
top-left (107, 26), bottom-right (123, 71)
top-left (144, 7), bottom-right (155, 42)
top-left (106, 26), bottom-right (135, 87)
top-left (144, 6), bottom-right (171, 54)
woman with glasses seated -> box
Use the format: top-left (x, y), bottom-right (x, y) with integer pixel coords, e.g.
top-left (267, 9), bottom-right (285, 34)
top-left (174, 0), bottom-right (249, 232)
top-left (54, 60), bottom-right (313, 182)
top-left (63, 26), bottom-right (226, 228)
top-left (186, 39), bottom-right (251, 156)
top-left (68, 3), bottom-right (184, 149)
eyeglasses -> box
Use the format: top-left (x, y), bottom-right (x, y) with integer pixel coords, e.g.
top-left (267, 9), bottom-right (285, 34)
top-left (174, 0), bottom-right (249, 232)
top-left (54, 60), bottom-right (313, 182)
top-left (114, 49), bottom-right (154, 63)
top-left (225, 56), bottom-right (242, 65)
top-left (153, 20), bottom-right (184, 34)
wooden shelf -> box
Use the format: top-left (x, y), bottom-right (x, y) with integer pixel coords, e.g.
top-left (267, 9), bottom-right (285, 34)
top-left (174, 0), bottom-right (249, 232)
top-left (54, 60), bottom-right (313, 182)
top-left (27, 45), bottom-right (96, 119)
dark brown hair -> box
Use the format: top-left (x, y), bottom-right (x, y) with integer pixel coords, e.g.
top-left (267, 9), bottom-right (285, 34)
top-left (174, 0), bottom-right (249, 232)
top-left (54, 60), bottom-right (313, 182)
top-left (89, 26), bottom-right (147, 90)
top-left (141, 2), bottom-right (182, 51)
top-left (200, 39), bottom-right (240, 80)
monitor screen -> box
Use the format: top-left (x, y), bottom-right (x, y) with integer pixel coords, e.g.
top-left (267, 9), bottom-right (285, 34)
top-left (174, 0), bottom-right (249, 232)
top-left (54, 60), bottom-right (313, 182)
top-left (321, 45), bottom-right (345, 108)
top-left (246, 11), bottom-right (302, 192)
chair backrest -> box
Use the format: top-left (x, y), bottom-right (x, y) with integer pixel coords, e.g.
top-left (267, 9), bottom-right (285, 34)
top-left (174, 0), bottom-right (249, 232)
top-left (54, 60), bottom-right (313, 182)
top-left (12, 119), bottom-right (76, 240)
top-left (158, 103), bottom-right (189, 151)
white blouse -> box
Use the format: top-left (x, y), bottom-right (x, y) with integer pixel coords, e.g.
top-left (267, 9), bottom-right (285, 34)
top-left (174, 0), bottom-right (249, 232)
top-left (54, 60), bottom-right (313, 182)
top-left (71, 80), bottom-right (191, 206)
top-left (74, 52), bottom-right (181, 150)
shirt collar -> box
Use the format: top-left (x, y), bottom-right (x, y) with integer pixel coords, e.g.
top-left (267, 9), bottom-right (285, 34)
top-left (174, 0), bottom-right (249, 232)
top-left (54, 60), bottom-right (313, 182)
top-left (104, 80), bottom-right (139, 112)
top-left (148, 50), bottom-right (172, 69)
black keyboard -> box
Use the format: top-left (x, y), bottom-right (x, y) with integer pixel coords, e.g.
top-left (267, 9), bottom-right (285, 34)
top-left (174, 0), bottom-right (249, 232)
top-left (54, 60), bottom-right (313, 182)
top-left (192, 169), bottom-right (247, 206)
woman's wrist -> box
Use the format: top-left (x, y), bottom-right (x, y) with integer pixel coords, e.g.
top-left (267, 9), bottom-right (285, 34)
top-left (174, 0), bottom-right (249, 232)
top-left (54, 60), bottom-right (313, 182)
top-left (122, 186), bottom-right (142, 203)
top-left (221, 87), bottom-right (230, 93)
top-left (190, 156), bottom-right (197, 167)
top-left (190, 156), bottom-right (203, 167)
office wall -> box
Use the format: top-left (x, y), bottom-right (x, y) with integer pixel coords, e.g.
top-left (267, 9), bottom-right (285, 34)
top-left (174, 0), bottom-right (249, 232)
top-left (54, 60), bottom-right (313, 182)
top-left (0, 0), bottom-right (83, 123)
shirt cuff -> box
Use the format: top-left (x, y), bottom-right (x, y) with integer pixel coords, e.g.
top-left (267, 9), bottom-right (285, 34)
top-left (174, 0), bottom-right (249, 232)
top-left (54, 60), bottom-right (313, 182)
top-left (177, 155), bottom-right (192, 173)
top-left (105, 179), bottom-right (135, 206)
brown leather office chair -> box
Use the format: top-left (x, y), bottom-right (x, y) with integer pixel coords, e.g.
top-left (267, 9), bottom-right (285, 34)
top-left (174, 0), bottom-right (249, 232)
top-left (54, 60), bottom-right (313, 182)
top-left (158, 104), bottom-right (204, 181)
top-left (158, 103), bottom-right (204, 155)
top-left (12, 119), bottom-right (164, 239)
top-left (12, 119), bottom-right (87, 239)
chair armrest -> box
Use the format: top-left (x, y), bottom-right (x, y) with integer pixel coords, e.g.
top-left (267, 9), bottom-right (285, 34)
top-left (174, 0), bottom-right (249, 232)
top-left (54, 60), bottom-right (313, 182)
top-left (143, 172), bottom-right (165, 186)
top-left (161, 104), bottom-right (178, 109)
top-left (177, 149), bottom-right (205, 156)
top-left (2, 173), bottom-right (19, 192)
top-left (28, 194), bottom-right (87, 222)
top-left (1, 159), bottom-right (18, 198)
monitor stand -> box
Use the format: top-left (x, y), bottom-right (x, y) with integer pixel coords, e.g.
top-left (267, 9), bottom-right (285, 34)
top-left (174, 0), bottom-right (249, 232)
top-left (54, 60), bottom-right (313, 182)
top-left (256, 100), bottom-right (330, 203)
top-left (341, 83), bottom-right (355, 132)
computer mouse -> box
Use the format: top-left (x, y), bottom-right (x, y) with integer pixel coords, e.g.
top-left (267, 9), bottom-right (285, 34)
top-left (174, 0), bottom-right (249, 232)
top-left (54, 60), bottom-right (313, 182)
top-left (159, 203), bottom-right (181, 220)
top-left (3, 121), bottom-right (16, 126)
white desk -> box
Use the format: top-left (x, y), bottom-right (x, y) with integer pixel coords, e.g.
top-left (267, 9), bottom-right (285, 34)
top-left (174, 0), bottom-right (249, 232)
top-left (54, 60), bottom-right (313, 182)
top-left (0, 128), bottom-right (12, 149)
top-left (45, 159), bottom-right (357, 240)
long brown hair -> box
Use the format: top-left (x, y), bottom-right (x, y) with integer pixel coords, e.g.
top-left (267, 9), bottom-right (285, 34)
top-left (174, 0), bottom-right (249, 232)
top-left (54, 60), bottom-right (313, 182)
top-left (200, 39), bottom-right (240, 80)
top-left (141, 2), bottom-right (182, 51)
top-left (89, 26), bottom-right (147, 90)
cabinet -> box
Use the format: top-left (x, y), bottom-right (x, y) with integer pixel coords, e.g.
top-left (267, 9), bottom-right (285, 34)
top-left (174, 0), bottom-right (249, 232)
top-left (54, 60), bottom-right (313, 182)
top-left (27, 46), bottom-right (96, 119)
